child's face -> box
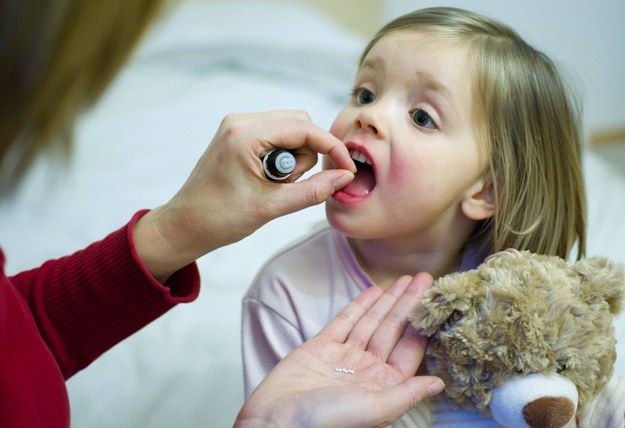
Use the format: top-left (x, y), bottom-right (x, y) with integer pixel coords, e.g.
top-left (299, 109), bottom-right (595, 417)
top-left (325, 30), bottom-right (491, 244)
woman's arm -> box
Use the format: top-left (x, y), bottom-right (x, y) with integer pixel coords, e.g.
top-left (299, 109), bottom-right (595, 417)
top-left (133, 110), bottom-right (355, 283)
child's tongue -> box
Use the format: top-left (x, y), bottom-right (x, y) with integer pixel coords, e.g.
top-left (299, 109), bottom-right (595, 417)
top-left (342, 166), bottom-right (375, 196)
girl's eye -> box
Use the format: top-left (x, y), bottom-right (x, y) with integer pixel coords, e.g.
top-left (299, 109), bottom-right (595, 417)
top-left (411, 108), bottom-right (436, 130)
top-left (353, 88), bottom-right (376, 105)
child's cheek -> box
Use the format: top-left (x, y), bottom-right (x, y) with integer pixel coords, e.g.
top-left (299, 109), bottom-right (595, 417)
top-left (388, 157), bottom-right (411, 185)
top-left (328, 116), bottom-right (347, 140)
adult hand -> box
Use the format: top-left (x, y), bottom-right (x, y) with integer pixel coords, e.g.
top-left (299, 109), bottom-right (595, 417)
top-left (235, 273), bottom-right (444, 428)
top-left (133, 110), bottom-right (356, 281)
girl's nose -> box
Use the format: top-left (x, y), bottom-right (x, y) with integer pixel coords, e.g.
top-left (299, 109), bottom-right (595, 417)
top-left (354, 108), bottom-right (384, 137)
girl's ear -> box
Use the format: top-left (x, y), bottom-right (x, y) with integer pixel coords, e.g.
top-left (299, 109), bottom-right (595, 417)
top-left (461, 178), bottom-right (495, 221)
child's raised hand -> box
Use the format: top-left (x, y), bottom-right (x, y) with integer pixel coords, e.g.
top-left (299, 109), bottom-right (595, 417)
top-left (235, 273), bottom-right (444, 428)
top-left (132, 110), bottom-right (355, 282)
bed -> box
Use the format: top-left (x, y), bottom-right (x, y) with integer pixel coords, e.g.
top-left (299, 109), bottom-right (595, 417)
top-left (1, 1), bottom-right (624, 426)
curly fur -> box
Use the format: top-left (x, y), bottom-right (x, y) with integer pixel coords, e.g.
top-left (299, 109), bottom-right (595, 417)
top-left (411, 250), bottom-right (625, 414)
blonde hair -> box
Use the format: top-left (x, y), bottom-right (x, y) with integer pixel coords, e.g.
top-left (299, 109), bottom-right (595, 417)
top-left (0, 0), bottom-right (168, 196)
top-left (361, 7), bottom-right (586, 260)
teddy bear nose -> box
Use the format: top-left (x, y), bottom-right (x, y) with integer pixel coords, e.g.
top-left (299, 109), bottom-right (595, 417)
top-left (522, 396), bottom-right (576, 428)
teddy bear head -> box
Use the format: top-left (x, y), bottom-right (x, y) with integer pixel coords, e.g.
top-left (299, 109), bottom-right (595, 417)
top-left (411, 249), bottom-right (624, 425)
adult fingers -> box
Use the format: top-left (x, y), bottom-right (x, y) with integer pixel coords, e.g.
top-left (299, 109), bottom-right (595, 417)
top-left (336, 375), bottom-right (445, 428)
top-left (385, 274), bottom-right (433, 377)
top-left (367, 273), bottom-right (434, 365)
top-left (254, 110), bottom-right (356, 173)
top-left (386, 326), bottom-right (428, 379)
top-left (375, 376), bottom-right (446, 423)
top-left (264, 169), bottom-right (354, 216)
top-left (344, 276), bottom-right (413, 350)
top-left (316, 285), bottom-right (384, 344)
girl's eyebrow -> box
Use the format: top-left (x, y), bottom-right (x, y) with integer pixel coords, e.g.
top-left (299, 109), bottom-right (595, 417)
top-left (414, 71), bottom-right (458, 120)
top-left (360, 57), bottom-right (383, 71)
top-left (414, 71), bottom-right (452, 103)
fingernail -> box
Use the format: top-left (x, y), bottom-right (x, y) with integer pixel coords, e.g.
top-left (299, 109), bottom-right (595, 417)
top-left (333, 172), bottom-right (354, 190)
top-left (426, 379), bottom-right (445, 396)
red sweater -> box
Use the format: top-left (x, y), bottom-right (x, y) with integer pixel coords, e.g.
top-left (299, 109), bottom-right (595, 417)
top-left (0, 210), bottom-right (200, 427)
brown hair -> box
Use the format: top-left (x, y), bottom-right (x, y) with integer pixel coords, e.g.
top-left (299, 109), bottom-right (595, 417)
top-left (361, 7), bottom-right (586, 259)
top-left (0, 0), bottom-right (168, 195)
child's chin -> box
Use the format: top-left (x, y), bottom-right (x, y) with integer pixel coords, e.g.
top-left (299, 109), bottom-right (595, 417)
top-left (325, 211), bottom-right (363, 238)
top-left (325, 210), bottom-right (346, 230)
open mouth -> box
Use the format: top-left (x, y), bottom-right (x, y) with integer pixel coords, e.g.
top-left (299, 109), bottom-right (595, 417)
top-left (341, 149), bottom-right (376, 196)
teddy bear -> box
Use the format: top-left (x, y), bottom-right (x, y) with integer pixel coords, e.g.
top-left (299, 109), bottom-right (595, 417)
top-left (411, 249), bottom-right (625, 428)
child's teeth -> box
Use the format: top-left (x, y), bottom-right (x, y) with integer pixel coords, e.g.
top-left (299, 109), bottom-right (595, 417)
top-left (349, 150), bottom-right (371, 165)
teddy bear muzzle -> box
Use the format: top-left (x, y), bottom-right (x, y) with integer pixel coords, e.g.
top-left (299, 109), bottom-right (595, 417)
top-left (490, 373), bottom-right (578, 428)
top-left (522, 396), bottom-right (576, 428)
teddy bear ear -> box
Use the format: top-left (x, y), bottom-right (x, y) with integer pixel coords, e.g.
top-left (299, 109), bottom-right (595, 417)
top-left (575, 256), bottom-right (625, 315)
top-left (410, 271), bottom-right (479, 336)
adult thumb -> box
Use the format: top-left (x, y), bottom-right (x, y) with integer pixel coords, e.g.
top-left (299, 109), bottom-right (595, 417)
top-left (280, 169), bottom-right (354, 213)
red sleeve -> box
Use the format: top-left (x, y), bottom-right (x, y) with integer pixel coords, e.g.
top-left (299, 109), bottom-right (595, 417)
top-left (9, 210), bottom-right (200, 379)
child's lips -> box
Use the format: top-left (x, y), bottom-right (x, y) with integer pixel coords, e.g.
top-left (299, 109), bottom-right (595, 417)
top-left (333, 142), bottom-right (376, 203)
top-left (341, 142), bottom-right (377, 198)
top-left (332, 187), bottom-right (370, 203)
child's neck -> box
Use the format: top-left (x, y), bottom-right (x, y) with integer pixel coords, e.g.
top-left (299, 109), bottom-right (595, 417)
top-left (348, 237), bottom-right (464, 289)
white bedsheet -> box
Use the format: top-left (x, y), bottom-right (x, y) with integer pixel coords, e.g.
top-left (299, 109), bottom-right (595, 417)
top-left (0, 1), bottom-right (623, 426)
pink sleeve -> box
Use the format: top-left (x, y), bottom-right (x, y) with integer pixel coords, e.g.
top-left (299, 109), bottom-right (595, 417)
top-left (241, 294), bottom-right (305, 397)
top-left (9, 210), bottom-right (200, 379)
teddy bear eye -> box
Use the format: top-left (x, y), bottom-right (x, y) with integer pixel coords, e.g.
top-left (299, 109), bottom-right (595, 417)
top-left (442, 310), bottom-right (463, 331)
top-left (556, 360), bottom-right (567, 373)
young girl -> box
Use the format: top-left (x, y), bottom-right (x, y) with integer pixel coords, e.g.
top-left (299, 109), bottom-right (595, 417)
top-left (242, 7), bottom-right (623, 426)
